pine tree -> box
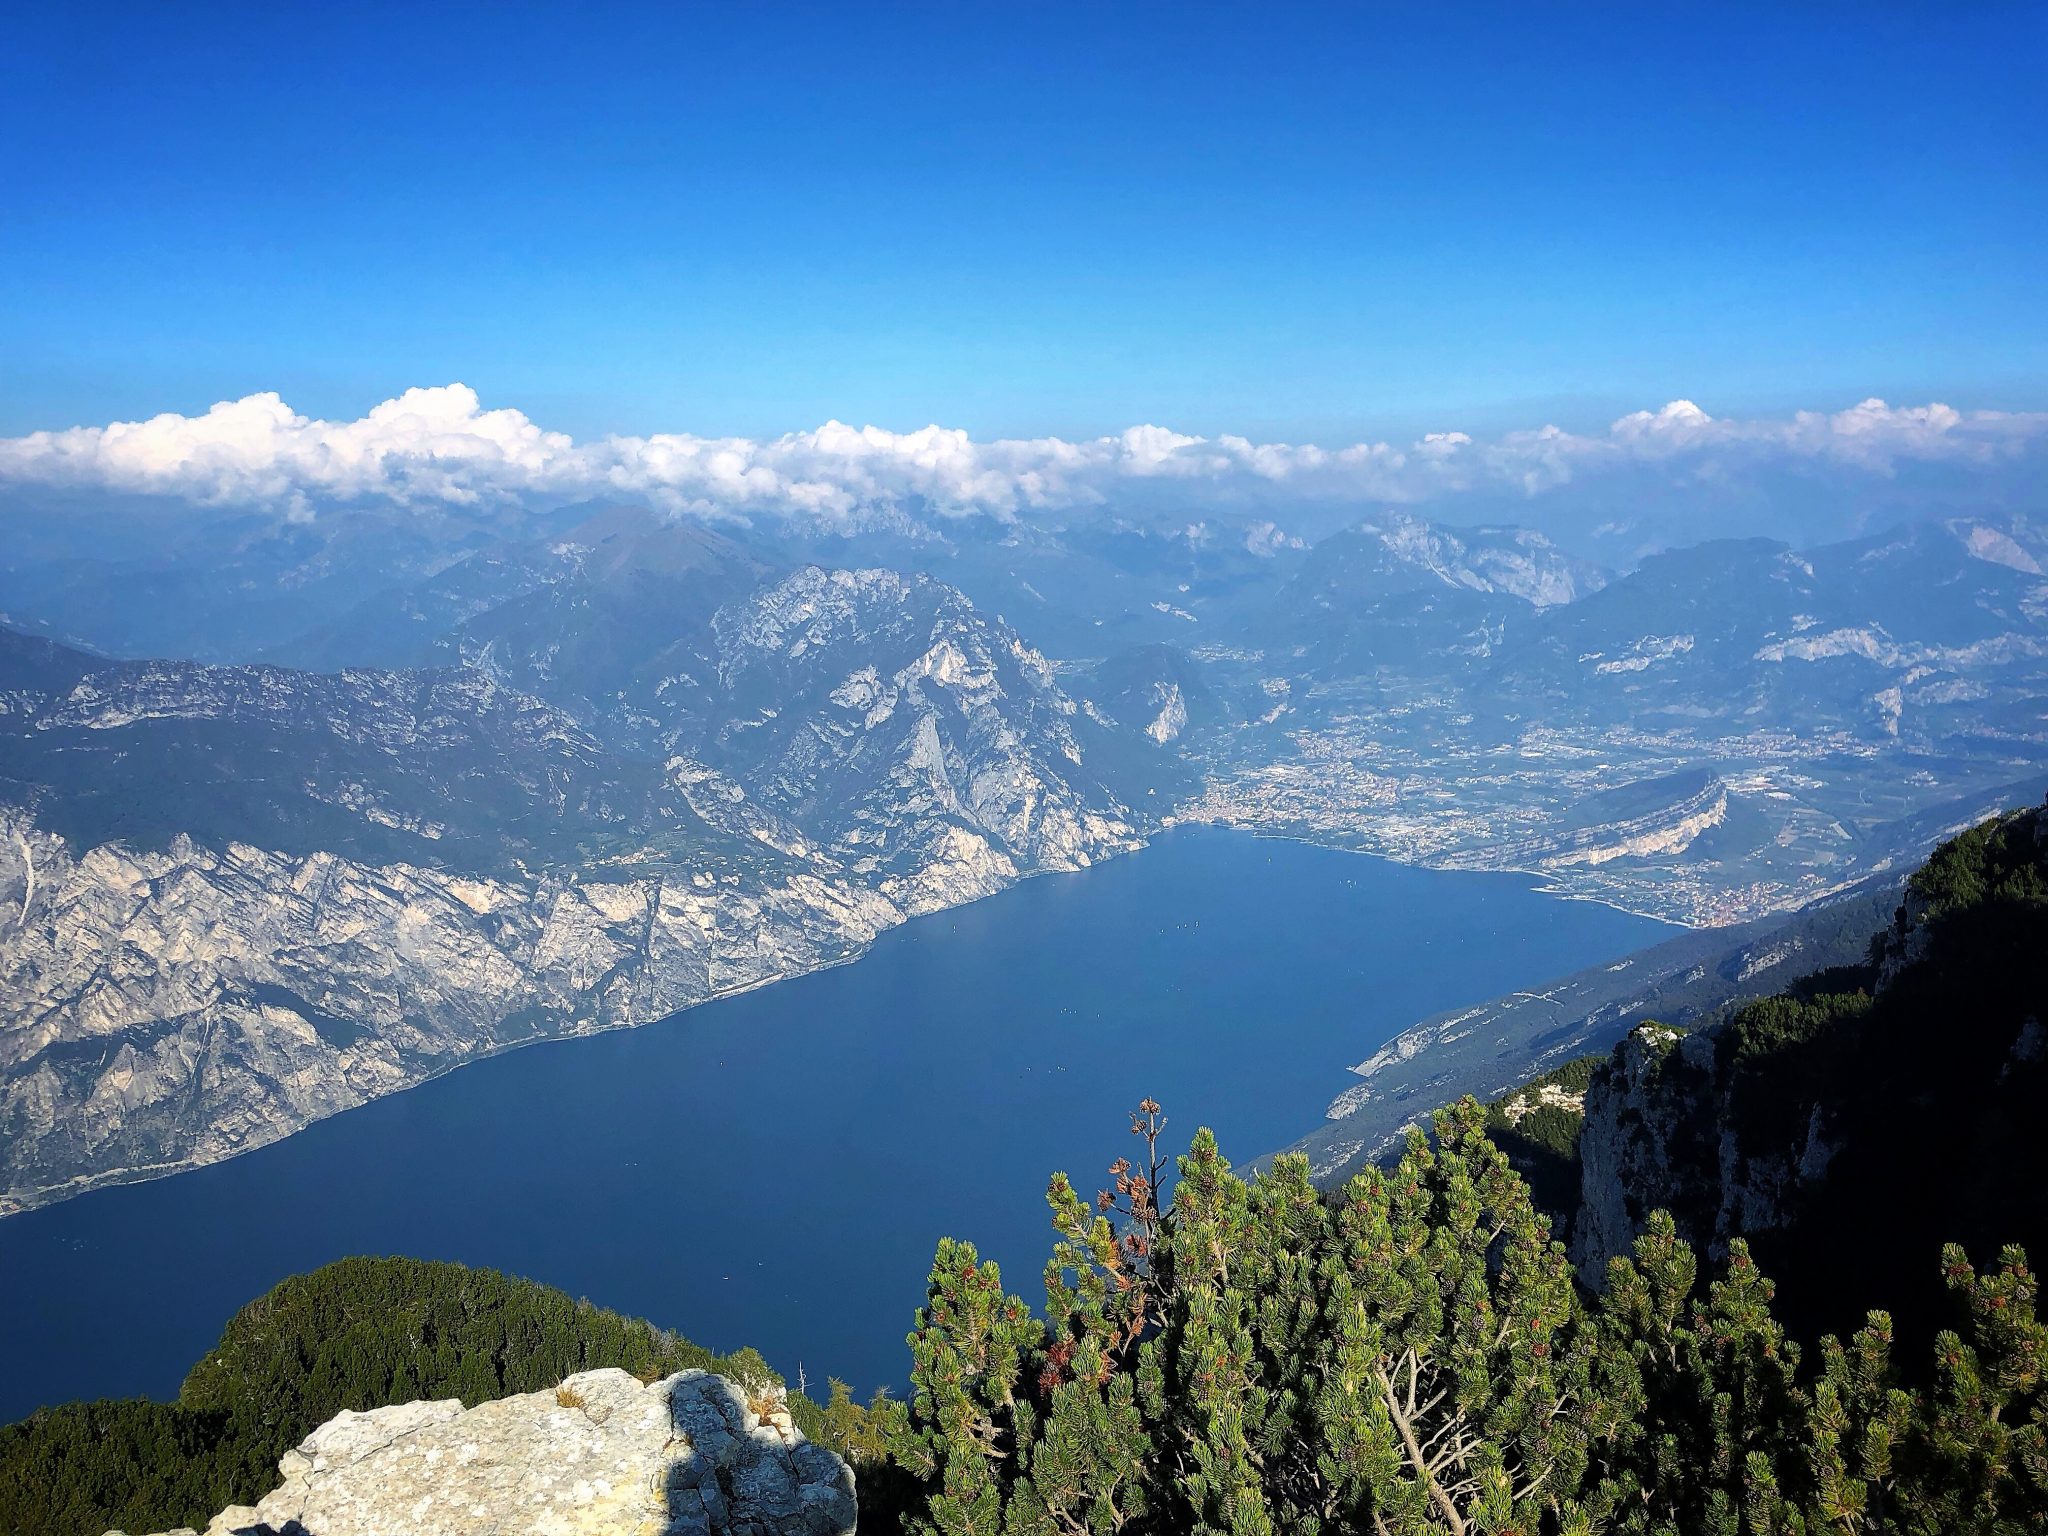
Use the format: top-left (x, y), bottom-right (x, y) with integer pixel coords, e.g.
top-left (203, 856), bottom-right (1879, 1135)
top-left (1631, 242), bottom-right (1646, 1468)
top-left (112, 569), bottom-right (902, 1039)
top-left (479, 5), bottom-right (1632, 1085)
top-left (1592, 1217), bottom-right (1813, 1534)
top-left (1315, 1099), bottom-right (1600, 1533)
top-left (1804, 1312), bottom-right (1911, 1534)
top-left (1905, 1244), bottom-right (2048, 1532)
top-left (1141, 1126), bottom-right (1277, 1536)
top-left (902, 1238), bottom-right (1045, 1536)
top-left (1011, 1152), bottom-right (1157, 1535)
top-left (886, 1101), bottom-right (2048, 1536)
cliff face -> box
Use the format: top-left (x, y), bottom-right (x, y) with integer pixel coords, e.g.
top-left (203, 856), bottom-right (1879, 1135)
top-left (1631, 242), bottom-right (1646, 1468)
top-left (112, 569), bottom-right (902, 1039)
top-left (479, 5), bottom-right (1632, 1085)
top-left (0, 813), bottom-right (899, 1213)
top-left (1563, 801), bottom-right (2048, 1336)
top-left (109, 1368), bottom-right (856, 1536)
top-left (0, 564), bottom-right (1143, 1215)
top-left (1568, 1021), bottom-right (1826, 1284)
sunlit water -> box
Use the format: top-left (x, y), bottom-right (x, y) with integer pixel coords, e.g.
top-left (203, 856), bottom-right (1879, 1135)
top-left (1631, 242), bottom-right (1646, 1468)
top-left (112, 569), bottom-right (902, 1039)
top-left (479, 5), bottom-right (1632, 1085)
top-left (0, 828), bottom-right (1668, 1419)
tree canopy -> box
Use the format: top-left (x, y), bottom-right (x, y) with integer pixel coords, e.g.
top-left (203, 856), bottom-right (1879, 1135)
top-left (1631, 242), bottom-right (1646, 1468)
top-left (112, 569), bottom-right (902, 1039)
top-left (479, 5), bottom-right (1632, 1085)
top-left (0, 1255), bottom-right (817, 1536)
top-left (891, 1100), bottom-right (2048, 1534)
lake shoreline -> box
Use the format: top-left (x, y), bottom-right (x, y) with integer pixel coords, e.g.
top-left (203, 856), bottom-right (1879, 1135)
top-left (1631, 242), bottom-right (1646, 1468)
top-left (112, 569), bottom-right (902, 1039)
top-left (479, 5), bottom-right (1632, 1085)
top-left (0, 828), bottom-right (1670, 1418)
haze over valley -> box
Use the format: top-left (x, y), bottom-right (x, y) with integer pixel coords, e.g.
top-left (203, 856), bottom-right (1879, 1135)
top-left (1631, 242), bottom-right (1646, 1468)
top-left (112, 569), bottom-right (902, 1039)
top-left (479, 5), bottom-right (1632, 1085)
top-left (7, 10), bottom-right (2048, 1532)
top-left (2, 447), bottom-right (2044, 1216)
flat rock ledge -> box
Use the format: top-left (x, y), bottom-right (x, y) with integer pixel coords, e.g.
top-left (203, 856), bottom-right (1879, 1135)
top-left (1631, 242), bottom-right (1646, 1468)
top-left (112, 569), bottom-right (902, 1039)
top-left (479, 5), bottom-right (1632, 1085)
top-left (109, 1367), bottom-right (856, 1536)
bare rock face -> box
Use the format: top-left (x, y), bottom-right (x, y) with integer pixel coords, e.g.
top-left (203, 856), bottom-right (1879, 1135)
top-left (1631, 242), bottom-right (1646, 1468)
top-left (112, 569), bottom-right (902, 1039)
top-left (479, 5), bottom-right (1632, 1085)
top-left (109, 1368), bottom-right (855, 1536)
top-left (698, 567), bottom-right (1142, 914)
top-left (0, 813), bottom-right (902, 1215)
top-left (1569, 1023), bottom-right (1724, 1282)
top-left (0, 564), bottom-right (1145, 1215)
top-left (1569, 1011), bottom-right (1857, 1288)
top-left (1568, 1018), bottom-right (1832, 1286)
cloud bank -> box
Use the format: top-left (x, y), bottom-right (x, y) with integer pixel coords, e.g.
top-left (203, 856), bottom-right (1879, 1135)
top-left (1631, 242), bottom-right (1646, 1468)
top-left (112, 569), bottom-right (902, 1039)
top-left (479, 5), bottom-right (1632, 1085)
top-left (1, 384), bottom-right (2042, 527)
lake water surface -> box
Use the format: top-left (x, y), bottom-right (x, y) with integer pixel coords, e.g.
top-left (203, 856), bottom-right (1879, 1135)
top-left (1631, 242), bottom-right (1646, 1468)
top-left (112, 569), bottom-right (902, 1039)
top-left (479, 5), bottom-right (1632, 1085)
top-left (0, 829), bottom-right (1668, 1420)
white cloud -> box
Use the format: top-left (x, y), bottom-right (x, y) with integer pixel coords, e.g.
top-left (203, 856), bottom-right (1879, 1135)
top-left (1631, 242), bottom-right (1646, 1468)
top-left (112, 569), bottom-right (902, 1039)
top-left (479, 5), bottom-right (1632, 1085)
top-left (0, 386), bottom-right (582, 520)
top-left (2, 384), bottom-right (2042, 526)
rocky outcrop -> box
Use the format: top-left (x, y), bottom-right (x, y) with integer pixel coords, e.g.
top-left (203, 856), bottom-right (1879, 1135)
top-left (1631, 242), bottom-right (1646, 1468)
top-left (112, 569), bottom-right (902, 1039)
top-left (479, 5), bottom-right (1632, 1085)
top-left (109, 1368), bottom-right (856, 1536)
top-left (1569, 1023), bottom-right (1736, 1282)
top-left (1567, 801), bottom-right (2048, 1288)
top-left (1568, 1007), bottom-right (1863, 1286)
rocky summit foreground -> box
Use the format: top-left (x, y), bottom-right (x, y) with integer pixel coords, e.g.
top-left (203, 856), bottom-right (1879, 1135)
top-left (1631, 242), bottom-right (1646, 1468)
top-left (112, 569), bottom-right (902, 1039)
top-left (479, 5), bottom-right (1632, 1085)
top-left (108, 1368), bottom-right (856, 1536)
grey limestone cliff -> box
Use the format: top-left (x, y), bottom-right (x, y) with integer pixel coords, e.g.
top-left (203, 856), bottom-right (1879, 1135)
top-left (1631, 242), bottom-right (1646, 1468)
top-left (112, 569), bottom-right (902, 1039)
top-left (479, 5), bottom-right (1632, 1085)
top-left (0, 812), bottom-right (900, 1213)
top-left (0, 561), bottom-right (1143, 1215)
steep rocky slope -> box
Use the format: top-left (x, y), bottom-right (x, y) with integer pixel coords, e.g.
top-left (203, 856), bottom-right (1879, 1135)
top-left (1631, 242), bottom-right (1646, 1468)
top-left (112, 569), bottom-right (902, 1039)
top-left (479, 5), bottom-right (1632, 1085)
top-left (695, 566), bottom-right (1142, 910)
top-left (0, 554), bottom-right (1143, 1214)
top-left (0, 815), bottom-right (898, 1213)
top-left (1477, 801), bottom-right (2048, 1344)
top-left (1278, 871), bottom-right (1903, 1184)
top-left (459, 549), bottom-right (1152, 908)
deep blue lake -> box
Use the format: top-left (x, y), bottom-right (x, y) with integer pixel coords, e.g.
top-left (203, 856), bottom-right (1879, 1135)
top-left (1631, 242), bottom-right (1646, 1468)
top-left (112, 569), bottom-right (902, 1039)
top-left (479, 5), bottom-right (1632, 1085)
top-left (0, 829), bottom-right (1668, 1421)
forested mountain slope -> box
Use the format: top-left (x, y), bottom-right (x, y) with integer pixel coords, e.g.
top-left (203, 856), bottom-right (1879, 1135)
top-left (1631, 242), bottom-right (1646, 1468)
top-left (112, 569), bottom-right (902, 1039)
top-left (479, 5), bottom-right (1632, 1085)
top-left (1475, 800), bottom-right (2048, 1349)
top-left (0, 1256), bottom-right (836, 1536)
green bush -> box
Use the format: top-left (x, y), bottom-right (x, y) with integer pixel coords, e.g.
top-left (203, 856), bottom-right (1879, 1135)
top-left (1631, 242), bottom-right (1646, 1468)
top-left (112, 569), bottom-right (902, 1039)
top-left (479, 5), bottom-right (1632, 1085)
top-left (0, 1256), bottom-right (832, 1536)
top-left (887, 1100), bottom-right (2048, 1534)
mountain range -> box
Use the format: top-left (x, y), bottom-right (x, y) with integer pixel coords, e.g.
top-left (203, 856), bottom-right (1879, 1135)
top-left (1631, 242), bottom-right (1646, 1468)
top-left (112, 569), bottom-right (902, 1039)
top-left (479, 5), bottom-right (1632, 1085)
top-left (0, 494), bottom-right (2043, 1213)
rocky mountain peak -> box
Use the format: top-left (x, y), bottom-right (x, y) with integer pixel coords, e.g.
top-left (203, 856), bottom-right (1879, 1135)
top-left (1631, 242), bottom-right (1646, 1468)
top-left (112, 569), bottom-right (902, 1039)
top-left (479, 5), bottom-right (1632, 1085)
top-left (550, 504), bottom-right (768, 585)
top-left (1320, 510), bottom-right (1608, 609)
top-left (1949, 513), bottom-right (2047, 575)
top-left (703, 566), bottom-right (1139, 910)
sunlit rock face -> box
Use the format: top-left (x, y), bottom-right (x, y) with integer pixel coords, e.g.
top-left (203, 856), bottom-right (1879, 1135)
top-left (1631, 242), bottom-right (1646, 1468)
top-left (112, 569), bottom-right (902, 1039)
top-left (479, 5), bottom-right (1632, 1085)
top-left (698, 567), bottom-right (1142, 913)
top-left (0, 814), bottom-right (900, 1215)
top-left (106, 1369), bottom-right (857, 1536)
top-left (0, 562), bottom-right (1144, 1215)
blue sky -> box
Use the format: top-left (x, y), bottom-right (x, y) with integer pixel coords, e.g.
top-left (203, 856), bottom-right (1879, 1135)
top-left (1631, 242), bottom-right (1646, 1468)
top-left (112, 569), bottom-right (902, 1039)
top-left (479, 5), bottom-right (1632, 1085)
top-left (3, 2), bottom-right (2043, 443)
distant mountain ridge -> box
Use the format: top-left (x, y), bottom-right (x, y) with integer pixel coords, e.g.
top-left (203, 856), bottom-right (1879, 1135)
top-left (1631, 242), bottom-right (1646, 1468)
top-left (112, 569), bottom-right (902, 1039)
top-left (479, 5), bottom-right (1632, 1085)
top-left (0, 499), bottom-right (2044, 1211)
top-left (0, 550), bottom-right (1145, 1215)
top-left (1286, 510), bottom-right (1606, 611)
top-left (1187, 509), bottom-right (2048, 921)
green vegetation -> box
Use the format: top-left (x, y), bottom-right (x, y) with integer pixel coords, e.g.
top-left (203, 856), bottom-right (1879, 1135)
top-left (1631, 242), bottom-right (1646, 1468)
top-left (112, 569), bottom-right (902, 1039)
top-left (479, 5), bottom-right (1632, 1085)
top-left (1718, 990), bottom-right (1872, 1077)
top-left (9, 1114), bottom-right (2046, 1535)
top-left (0, 1256), bottom-right (832, 1536)
top-left (1904, 806), bottom-right (2048, 921)
top-left (1712, 988), bottom-right (1875, 1155)
top-left (1463, 802), bottom-right (2048, 1353)
top-left (1483, 1052), bottom-right (1603, 1214)
top-left (8, 807), bottom-right (2048, 1534)
top-left (1631, 802), bottom-right (2047, 1348)
top-left (888, 1100), bottom-right (2048, 1534)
